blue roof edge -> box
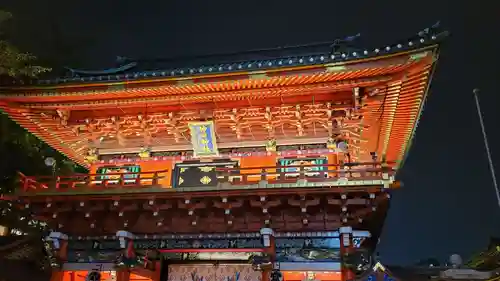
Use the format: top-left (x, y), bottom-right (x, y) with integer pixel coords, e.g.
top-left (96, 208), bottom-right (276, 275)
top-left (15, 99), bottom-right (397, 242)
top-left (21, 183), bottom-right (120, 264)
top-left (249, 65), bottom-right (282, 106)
top-left (7, 24), bottom-right (448, 87)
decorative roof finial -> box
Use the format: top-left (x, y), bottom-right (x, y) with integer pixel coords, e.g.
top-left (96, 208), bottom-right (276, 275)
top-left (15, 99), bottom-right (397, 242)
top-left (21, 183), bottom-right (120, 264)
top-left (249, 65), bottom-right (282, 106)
top-left (116, 56), bottom-right (128, 63)
top-left (330, 33), bottom-right (362, 55)
top-left (343, 33), bottom-right (361, 42)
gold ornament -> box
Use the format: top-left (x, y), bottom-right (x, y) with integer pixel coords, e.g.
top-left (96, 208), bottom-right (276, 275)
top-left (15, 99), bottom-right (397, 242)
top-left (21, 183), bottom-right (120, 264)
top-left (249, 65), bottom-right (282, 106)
top-left (138, 147), bottom-right (151, 159)
top-left (266, 138), bottom-right (277, 152)
top-left (327, 137), bottom-right (337, 150)
top-left (200, 176), bottom-right (212, 185)
top-left (198, 166), bottom-right (214, 172)
top-left (84, 148), bottom-right (99, 164)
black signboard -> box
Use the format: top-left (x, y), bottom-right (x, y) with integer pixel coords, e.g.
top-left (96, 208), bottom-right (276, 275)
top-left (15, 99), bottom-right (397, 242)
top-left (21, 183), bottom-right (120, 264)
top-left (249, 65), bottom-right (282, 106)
top-left (172, 160), bottom-right (239, 188)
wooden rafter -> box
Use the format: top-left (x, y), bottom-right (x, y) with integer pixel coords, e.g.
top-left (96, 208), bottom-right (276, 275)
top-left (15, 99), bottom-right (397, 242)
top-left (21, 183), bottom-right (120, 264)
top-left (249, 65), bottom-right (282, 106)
top-left (0, 49), bottom-right (438, 166)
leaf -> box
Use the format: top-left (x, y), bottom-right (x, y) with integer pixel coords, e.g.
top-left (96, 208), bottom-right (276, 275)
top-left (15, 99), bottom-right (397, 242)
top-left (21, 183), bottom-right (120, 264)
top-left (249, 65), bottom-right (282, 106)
top-left (0, 11), bottom-right (82, 236)
top-left (0, 11), bottom-right (51, 78)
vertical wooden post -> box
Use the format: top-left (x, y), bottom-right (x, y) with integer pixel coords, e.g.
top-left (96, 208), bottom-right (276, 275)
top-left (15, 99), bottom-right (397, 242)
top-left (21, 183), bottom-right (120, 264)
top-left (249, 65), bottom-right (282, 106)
top-left (152, 171), bottom-right (159, 185)
top-left (260, 228), bottom-right (276, 281)
top-left (116, 230), bottom-right (135, 281)
top-left (151, 261), bottom-right (162, 281)
top-left (299, 165), bottom-right (306, 179)
top-left (47, 231), bottom-right (69, 281)
top-left (339, 226), bottom-right (355, 281)
top-left (262, 270), bottom-right (270, 281)
top-left (55, 176), bottom-right (61, 189)
top-left (47, 232), bottom-right (69, 281)
top-left (261, 168), bottom-right (267, 181)
top-left (119, 173), bottom-right (125, 187)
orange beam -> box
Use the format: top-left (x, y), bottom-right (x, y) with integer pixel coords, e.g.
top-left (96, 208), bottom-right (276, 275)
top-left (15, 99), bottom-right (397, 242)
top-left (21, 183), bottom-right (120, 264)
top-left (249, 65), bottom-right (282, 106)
top-left (14, 185), bottom-right (391, 202)
top-left (66, 91), bottom-right (352, 122)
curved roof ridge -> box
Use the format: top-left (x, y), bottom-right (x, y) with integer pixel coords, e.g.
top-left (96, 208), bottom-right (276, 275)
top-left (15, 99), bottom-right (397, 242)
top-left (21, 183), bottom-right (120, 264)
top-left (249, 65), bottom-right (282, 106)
top-left (2, 23), bottom-right (447, 87)
top-left (123, 34), bottom-right (360, 65)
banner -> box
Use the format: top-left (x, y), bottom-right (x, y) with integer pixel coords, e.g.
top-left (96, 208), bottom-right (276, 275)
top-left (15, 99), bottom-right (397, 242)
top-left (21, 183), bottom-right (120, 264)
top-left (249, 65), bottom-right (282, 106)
top-left (188, 121), bottom-right (219, 157)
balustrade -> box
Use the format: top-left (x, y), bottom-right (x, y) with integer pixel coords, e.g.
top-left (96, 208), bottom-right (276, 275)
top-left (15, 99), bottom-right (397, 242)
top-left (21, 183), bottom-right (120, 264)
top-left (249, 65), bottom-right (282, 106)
top-left (17, 170), bottom-right (168, 194)
top-left (216, 161), bottom-right (395, 185)
top-left (16, 162), bottom-right (394, 195)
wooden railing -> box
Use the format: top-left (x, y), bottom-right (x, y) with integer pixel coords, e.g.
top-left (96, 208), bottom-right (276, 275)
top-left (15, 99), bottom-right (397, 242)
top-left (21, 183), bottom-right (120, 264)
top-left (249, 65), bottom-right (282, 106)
top-left (17, 170), bottom-right (169, 194)
top-left (16, 162), bottom-right (395, 194)
top-left (215, 162), bottom-right (395, 186)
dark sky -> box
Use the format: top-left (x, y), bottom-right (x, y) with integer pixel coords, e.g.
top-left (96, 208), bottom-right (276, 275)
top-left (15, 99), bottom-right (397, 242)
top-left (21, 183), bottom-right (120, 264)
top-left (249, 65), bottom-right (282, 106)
top-left (2, 0), bottom-right (500, 265)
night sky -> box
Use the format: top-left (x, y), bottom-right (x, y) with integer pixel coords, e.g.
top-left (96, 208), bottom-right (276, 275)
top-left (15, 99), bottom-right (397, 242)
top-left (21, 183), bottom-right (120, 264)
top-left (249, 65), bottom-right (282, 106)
top-left (2, 0), bottom-right (500, 265)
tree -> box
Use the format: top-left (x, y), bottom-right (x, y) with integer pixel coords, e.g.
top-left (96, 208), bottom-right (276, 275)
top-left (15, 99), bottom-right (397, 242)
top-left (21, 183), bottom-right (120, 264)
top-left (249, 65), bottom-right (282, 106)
top-left (0, 10), bottom-right (79, 234)
top-left (0, 116), bottom-right (81, 193)
top-left (0, 11), bottom-right (51, 77)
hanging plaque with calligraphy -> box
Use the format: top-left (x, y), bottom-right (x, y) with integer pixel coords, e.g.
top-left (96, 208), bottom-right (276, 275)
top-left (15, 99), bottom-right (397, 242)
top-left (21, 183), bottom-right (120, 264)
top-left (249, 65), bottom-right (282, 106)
top-left (188, 121), bottom-right (219, 157)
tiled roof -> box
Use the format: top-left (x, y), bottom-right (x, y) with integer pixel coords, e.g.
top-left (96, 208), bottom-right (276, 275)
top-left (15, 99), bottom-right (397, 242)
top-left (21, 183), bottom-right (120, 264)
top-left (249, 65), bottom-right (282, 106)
top-left (2, 23), bottom-right (447, 87)
top-left (0, 24), bottom-right (447, 169)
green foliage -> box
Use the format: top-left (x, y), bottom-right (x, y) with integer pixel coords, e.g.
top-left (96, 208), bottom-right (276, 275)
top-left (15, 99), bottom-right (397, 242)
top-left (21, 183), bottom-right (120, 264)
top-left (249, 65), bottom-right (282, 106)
top-left (0, 113), bottom-right (76, 233)
top-left (0, 10), bottom-right (79, 234)
top-left (0, 11), bottom-right (51, 77)
top-left (0, 113), bottom-right (81, 194)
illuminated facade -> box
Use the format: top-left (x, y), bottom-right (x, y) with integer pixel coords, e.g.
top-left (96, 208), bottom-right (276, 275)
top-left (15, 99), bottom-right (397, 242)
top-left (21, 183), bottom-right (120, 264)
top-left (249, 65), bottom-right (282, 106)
top-left (0, 25), bottom-right (446, 281)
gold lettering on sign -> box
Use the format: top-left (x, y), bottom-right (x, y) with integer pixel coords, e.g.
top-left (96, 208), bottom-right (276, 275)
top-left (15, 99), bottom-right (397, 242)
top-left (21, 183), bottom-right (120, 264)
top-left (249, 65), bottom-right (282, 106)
top-left (200, 176), bottom-right (211, 185)
top-left (198, 166), bottom-right (214, 172)
top-left (188, 121), bottom-right (219, 157)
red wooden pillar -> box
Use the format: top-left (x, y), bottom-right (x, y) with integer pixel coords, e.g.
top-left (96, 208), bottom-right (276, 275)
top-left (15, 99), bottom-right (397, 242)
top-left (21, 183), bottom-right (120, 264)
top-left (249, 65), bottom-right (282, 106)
top-left (48, 232), bottom-right (68, 281)
top-left (260, 228), bottom-right (275, 281)
top-left (151, 261), bottom-right (162, 281)
top-left (116, 270), bottom-right (131, 281)
top-left (262, 271), bottom-right (271, 281)
top-left (116, 230), bottom-right (135, 281)
top-left (50, 271), bottom-right (64, 281)
top-left (339, 226), bottom-right (355, 281)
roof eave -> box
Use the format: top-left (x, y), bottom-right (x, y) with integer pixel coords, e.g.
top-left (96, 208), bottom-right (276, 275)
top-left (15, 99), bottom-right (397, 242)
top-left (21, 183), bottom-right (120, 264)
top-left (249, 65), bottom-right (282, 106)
top-left (396, 46), bottom-right (441, 171)
top-left (1, 46), bottom-right (442, 95)
top-left (1, 28), bottom-right (447, 90)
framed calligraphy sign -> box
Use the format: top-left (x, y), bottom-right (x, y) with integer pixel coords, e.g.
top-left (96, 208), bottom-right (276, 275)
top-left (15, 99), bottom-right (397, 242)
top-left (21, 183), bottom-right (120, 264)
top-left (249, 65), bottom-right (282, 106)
top-left (188, 121), bottom-right (219, 157)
